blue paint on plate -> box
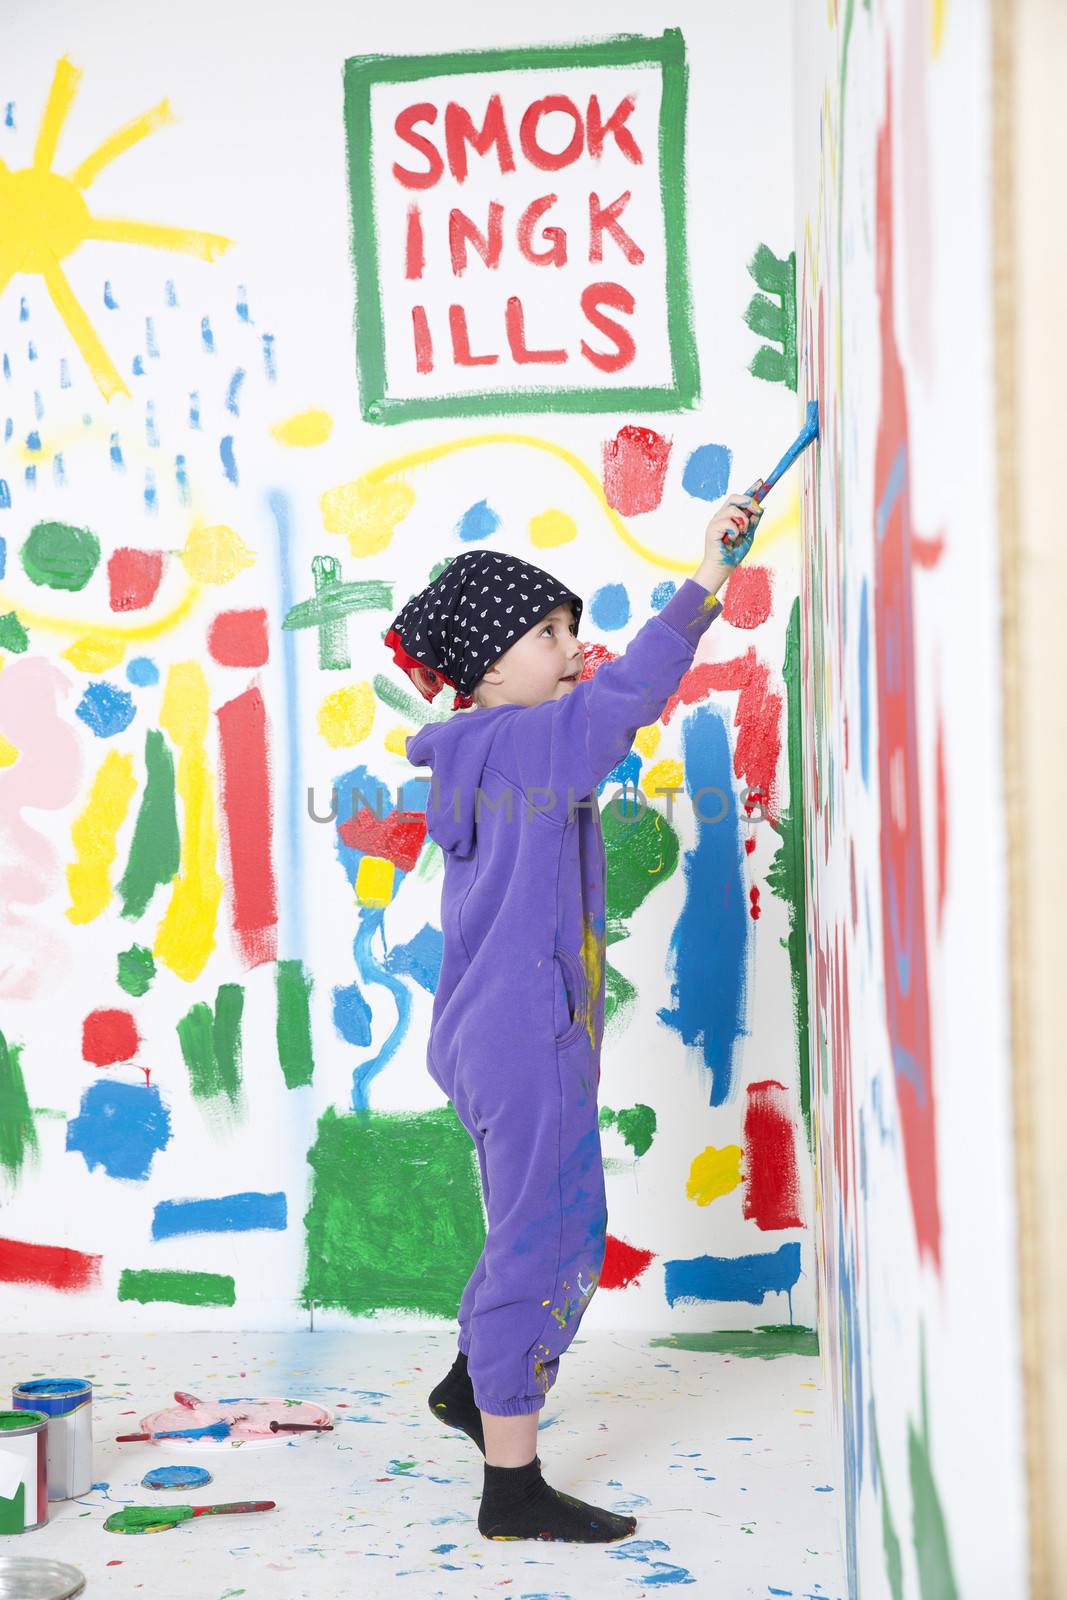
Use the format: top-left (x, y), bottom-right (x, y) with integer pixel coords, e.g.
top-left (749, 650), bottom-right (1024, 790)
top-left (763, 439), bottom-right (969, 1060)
top-left (141, 1464), bottom-right (212, 1491)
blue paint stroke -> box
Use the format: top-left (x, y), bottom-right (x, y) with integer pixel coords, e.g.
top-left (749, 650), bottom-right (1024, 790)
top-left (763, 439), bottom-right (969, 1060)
top-left (52, 454), bottom-right (65, 488)
top-left (236, 286), bottom-right (252, 323)
top-left (3, 419), bottom-right (10, 441)
top-left (383, 922), bottom-right (442, 994)
top-left (455, 499), bottom-right (500, 542)
top-left (267, 490), bottom-right (305, 960)
top-left (201, 316), bottom-right (215, 353)
top-left (24, 465), bottom-right (35, 488)
top-left (4, 103), bottom-right (14, 128)
top-left (0, 536), bottom-right (5, 571)
top-left (145, 317), bottom-right (159, 358)
top-left (188, 392), bottom-right (200, 429)
top-left (75, 681), bottom-right (136, 738)
top-left (682, 442), bottom-right (732, 502)
top-left (104, 281), bottom-right (118, 309)
top-left (332, 981), bottom-right (372, 1047)
top-left (26, 430), bottom-right (40, 452)
top-left (657, 706), bottom-right (749, 1104)
top-left (144, 467), bottom-right (157, 514)
top-left (590, 583), bottom-right (631, 631)
top-left (663, 1243), bottom-right (801, 1308)
top-left (110, 432), bottom-right (124, 471)
top-left (2, 355), bottom-right (9, 380)
top-left (858, 579), bottom-right (870, 789)
top-left (152, 1191), bottom-right (287, 1240)
top-left (33, 390), bottom-right (43, 420)
top-left (220, 436), bottom-right (238, 485)
top-left (651, 580), bottom-right (677, 610)
top-left (67, 1081), bottom-right (172, 1180)
top-left (127, 656), bottom-right (158, 686)
top-left (175, 454), bottom-right (190, 507)
top-left (262, 332), bottom-right (276, 382)
top-left (59, 358), bottom-right (71, 388)
top-left (350, 909), bottom-right (410, 1110)
top-left (165, 280), bottom-right (178, 307)
top-left (225, 368), bottom-right (245, 416)
top-left (132, 355), bottom-right (144, 377)
top-left (145, 401), bottom-right (159, 448)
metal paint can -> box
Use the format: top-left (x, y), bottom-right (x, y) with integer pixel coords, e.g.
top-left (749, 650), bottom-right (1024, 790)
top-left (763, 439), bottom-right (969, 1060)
top-left (11, 1383), bottom-right (92, 1502)
top-left (0, 1412), bottom-right (48, 1534)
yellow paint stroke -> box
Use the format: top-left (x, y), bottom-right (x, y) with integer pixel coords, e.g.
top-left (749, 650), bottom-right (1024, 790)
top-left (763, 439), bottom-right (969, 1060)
top-left (931, 0), bottom-right (947, 56)
top-left (581, 914), bottom-right (604, 1052)
top-left (317, 681), bottom-right (375, 748)
top-left (321, 479), bottom-right (415, 559)
top-left (529, 508), bottom-right (577, 549)
top-left (0, 55), bottom-right (232, 398)
top-left (384, 724), bottom-right (414, 757)
top-left (633, 723), bottom-right (662, 759)
top-left (65, 749), bottom-right (137, 923)
top-left (271, 408), bottom-right (334, 448)
top-left (0, 580), bottom-right (201, 642)
top-left (180, 523), bottom-right (255, 585)
top-left (642, 758), bottom-right (684, 797)
top-left (324, 432), bottom-right (800, 574)
top-left (686, 1144), bottom-right (744, 1206)
top-left (153, 662), bottom-right (223, 982)
top-left (63, 633), bottom-right (127, 673)
top-left (0, 732), bottom-right (20, 768)
top-left (356, 855), bottom-right (394, 908)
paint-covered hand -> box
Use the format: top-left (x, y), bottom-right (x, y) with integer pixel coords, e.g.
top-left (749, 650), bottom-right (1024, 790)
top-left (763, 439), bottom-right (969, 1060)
top-left (704, 484), bottom-right (764, 573)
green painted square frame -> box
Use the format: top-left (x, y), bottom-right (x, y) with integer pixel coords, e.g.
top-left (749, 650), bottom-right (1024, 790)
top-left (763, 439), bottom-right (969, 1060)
top-left (342, 29), bottom-right (700, 425)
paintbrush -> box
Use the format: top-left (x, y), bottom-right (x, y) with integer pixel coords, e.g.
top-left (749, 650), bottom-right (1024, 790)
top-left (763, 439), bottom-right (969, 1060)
top-left (108, 1500), bottom-right (275, 1531)
top-left (269, 1419), bottom-right (334, 1433)
top-left (721, 400), bottom-right (821, 557)
top-left (115, 1421), bottom-right (231, 1443)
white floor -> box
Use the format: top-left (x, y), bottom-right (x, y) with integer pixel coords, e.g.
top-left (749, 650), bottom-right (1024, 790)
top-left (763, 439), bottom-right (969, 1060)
top-left (4, 1329), bottom-right (847, 1599)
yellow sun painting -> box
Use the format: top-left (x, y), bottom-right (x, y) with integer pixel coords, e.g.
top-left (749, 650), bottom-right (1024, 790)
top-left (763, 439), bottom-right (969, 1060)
top-left (0, 55), bottom-right (232, 400)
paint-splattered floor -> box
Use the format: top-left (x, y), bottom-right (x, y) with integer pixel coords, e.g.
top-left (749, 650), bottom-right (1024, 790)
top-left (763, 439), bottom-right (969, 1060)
top-left (5, 1329), bottom-right (846, 1598)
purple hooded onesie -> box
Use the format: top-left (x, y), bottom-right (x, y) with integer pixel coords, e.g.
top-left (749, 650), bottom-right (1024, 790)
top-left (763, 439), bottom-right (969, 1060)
top-left (404, 573), bottom-right (723, 1415)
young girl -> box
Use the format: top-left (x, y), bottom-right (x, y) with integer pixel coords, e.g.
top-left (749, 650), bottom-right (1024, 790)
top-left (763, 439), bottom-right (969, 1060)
top-left (387, 486), bottom-right (763, 1543)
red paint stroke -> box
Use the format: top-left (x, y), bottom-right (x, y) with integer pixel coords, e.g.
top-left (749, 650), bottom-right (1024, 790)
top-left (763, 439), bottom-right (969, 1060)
top-left (911, 531), bottom-right (944, 568)
top-left (208, 609), bottom-right (269, 668)
top-left (216, 687), bottom-right (278, 969)
top-left (744, 837), bottom-right (756, 856)
top-left (662, 651), bottom-right (783, 826)
top-left (600, 1233), bottom-right (655, 1289)
top-left (108, 548), bottom-right (164, 612)
top-left (874, 64), bottom-right (941, 1266)
top-left (742, 1080), bottom-right (803, 1230)
top-left (579, 641), bottom-right (617, 681)
top-left (0, 1236), bottom-right (102, 1292)
top-left (749, 885), bottom-right (761, 921)
top-left (338, 808), bottom-right (427, 873)
top-left (721, 565), bottom-right (773, 630)
top-left (82, 1008), bottom-right (139, 1065)
top-left (602, 425), bottom-right (672, 516)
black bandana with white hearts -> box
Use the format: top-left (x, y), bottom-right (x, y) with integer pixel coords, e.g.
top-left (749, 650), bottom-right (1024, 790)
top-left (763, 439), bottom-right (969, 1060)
top-left (385, 549), bottom-right (584, 711)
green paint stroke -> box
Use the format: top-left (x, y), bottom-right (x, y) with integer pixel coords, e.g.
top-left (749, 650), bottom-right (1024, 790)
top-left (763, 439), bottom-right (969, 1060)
top-left (282, 559), bottom-right (392, 672)
top-left (20, 520), bottom-right (101, 591)
top-left (177, 984), bottom-right (244, 1103)
top-left (600, 1103), bottom-right (657, 1158)
top-left (303, 1105), bottom-right (485, 1319)
top-left (650, 1325), bottom-right (819, 1358)
top-left (0, 611), bottom-right (30, 653)
top-left (909, 1337), bottom-right (960, 1599)
top-left (744, 242), bottom-right (797, 391)
top-left (117, 943), bottom-right (156, 998)
top-left (602, 799), bottom-right (680, 945)
top-left (766, 598), bottom-right (812, 1148)
top-left (0, 1028), bottom-right (37, 1184)
top-left (343, 30), bottom-right (698, 425)
top-left (117, 1268), bottom-right (236, 1307)
top-left (873, 1412), bottom-right (904, 1600)
top-left (603, 960), bottom-right (637, 1036)
top-left (276, 959), bottom-right (315, 1089)
top-left (118, 729), bottom-right (180, 920)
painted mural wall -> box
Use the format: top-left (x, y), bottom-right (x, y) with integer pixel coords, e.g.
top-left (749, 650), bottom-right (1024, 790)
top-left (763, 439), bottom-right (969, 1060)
top-left (794, 2), bottom-right (1028, 1595)
top-left (0, 2), bottom-right (818, 1344)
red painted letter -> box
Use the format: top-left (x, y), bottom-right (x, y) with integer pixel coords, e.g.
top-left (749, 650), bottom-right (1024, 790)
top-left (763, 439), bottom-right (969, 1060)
top-left (587, 94), bottom-right (642, 163)
top-left (445, 96), bottom-right (516, 182)
top-left (412, 305), bottom-right (433, 373)
top-left (392, 103), bottom-right (444, 189)
top-left (517, 194), bottom-right (567, 267)
top-left (579, 282), bottom-right (636, 372)
top-left (505, 297), bottom-right (567, 364)
top-left (449, 203), bottom-right (504, 276)
top-left (449, 305), bottom-right (497, 366)
top-left (519, 95), bottom-right (584, 171)
top-left (589, 192), bottom-right (644, 265)
top-left (404, 206), bottom-right (424, 279)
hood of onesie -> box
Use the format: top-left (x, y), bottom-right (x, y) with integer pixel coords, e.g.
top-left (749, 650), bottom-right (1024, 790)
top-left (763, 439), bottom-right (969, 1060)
top-left (405, 711), bottom-right (508, 858)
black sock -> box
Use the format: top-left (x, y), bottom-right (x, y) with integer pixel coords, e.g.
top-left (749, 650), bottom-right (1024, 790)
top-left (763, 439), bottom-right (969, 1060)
top-left (478, 1455), bottom-right (638, 1543)
top-left (427, 1350), bottom-right (485, 1454)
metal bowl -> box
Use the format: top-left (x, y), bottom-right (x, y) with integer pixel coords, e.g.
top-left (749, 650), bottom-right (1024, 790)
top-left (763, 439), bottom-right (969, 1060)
top-left (0, 1557), bottom-right (86, 1600)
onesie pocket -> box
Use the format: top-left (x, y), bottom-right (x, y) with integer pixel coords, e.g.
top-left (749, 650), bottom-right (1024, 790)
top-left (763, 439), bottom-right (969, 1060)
top-left (553, 943), bottom-right (589, 1048)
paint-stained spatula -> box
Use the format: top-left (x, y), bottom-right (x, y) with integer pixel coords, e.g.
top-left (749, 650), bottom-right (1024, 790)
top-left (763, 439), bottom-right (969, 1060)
top-left (104, 1500), bottom-right (275, 1534)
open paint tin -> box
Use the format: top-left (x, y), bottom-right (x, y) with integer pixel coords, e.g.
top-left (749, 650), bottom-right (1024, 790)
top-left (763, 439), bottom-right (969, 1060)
top-left (11, 1382), bottom-right (92, 1501)
top-left (0, 1412), bottom-right (48, 1534)
top-left (0, 1558), bottom-right (85, 1598)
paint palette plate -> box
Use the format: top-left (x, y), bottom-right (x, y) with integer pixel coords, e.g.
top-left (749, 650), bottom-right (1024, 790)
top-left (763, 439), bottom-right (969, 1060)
top-left (139, 1397), bottom-right (333, 1449)
top-left (0, 1558), bottom-right (86, 1599)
